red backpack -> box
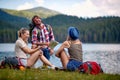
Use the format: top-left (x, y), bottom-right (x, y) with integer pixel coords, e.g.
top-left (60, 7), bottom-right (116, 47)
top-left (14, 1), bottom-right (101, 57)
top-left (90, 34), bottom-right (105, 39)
top-left (79, 61), bottom-right (103, 75)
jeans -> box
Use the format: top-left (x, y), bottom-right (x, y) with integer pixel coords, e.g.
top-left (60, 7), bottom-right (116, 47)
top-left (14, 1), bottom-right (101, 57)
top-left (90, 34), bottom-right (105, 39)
top-left (67, 59), bottom-right (82, 71)
top-left (42, 48), bottom-right (50, 60)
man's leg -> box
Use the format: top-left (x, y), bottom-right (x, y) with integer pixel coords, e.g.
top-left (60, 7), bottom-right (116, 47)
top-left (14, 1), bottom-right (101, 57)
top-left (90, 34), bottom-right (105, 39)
top-left (42, 48), bottom-right (50, 68)
top-left (42, 48), bottom-right (50, 60)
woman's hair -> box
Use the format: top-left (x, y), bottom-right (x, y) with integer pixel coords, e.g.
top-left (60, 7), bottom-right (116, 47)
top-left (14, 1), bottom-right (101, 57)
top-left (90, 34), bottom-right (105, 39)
top-left (18, 28), bottom-right (29, 37)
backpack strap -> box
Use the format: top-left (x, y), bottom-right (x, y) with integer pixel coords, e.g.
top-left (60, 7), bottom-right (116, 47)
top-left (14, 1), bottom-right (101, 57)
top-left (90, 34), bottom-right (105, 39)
top-left (37, 28), bottom-right (41, 41)
top-left (29, 23), bottom-right (35, 39)
top-left (86, 61), bottom-right (92, 73)
top-left (45, 24), bottom-right (51, 33)
top-left (16, 57), bottom-right (24, 66)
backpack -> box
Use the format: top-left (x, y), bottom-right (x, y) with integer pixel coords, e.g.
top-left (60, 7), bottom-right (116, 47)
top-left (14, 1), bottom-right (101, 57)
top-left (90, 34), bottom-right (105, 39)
top-left (29, 23), bottom-right (51, 41)
top-left (79, 61), bottom-right (103, 75)
top-left (0, 57), bottom-right (23, 69)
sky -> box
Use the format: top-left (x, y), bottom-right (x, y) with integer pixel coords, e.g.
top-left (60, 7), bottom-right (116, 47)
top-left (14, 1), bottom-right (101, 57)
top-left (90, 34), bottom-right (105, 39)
top-left (0, 0), bottom-right (120, 17)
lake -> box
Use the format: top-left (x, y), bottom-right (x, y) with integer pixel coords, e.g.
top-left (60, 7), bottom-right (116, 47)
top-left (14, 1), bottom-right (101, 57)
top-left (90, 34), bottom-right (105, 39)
top-left (0, 43), bottom-right (120, 74)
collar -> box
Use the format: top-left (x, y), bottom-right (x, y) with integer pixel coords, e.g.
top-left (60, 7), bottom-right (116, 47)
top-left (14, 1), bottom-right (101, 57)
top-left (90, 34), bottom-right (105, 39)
top-left (36, 23), bottom-right (45, 29)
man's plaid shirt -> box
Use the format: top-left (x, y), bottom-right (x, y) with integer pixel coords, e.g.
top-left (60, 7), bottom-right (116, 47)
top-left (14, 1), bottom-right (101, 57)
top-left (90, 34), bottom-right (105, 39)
top-left (31, 24), bottom-right (55, 44)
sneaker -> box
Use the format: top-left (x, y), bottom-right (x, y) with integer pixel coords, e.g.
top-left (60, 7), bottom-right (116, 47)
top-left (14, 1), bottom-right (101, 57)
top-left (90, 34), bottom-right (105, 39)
top-left (55, 67), bottom-right (66, 71)
top-left (51, 65), bottom-right (56, 70)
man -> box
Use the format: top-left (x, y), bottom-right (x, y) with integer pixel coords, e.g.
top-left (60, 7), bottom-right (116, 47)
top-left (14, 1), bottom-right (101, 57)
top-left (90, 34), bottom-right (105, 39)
top-left (31, 15), bottom-right (55, 61)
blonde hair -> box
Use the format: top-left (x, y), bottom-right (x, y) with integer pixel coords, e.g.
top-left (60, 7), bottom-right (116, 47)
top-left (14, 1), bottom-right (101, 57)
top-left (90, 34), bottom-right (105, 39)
top-left (18, 28), bottom-right (29, 37)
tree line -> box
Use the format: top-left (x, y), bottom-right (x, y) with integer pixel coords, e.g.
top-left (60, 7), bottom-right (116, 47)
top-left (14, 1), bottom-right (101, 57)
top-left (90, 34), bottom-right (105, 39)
top-left (0, 13), bottom-right (120, 43)
top-left (43, 15), bottom-right (120, 43)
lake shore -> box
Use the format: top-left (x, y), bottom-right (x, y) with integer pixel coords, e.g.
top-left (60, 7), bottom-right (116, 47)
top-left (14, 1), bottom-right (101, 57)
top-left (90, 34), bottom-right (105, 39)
top-left (0, 43), bottom-right (120, 74)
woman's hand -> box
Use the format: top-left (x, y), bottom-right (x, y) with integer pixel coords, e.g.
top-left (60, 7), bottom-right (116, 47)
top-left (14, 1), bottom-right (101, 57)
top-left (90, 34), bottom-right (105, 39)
top-left (37, 46), bottom-right (41, 49)
top-left (62, 41), bottom-right (71, 48)
top-left (31, 44), bottom-right (37, 49)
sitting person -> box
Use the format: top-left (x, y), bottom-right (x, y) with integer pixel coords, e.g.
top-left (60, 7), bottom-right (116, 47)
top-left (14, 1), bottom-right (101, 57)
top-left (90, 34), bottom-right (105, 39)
top-left (31, 15), bottom-right (55, 60)
top-left (15, 28), bottom-right (55, 69)
top-left (55, 27), bottom-right (83, 71)
top-left (30, 15), bottom-right (55, 68)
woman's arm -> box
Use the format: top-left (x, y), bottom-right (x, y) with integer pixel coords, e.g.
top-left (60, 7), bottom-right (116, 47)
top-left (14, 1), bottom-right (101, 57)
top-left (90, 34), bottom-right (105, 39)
top-left (21, 46), bottom-right (41, 54)
top-left (36, 42), bottom-right (49, 46)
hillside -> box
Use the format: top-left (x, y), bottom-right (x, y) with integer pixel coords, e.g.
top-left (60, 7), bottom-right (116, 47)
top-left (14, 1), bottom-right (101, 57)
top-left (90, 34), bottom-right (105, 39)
top-left (0, 9), bottom-right (30, 42)
top-left (1, 7), bottom-right (60, 19)
top-left (0, 7), bottom-right (120, 43)
top-left (0, 7), bottom-right (60, 43)
top-left (24, 7), bottom-right (60, 18)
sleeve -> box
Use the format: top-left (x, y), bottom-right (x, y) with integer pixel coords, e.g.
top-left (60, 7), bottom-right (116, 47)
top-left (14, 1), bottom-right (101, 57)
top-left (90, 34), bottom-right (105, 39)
top-left (49, 26), bottom-right (55, 41)
top-left (31, 28), bottom-right (38, 44)
top-left (16, 40), bottom-right (26, 48)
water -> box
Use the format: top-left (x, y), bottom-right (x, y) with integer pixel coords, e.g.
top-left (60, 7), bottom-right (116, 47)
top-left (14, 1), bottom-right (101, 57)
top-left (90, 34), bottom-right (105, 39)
top-left (0, 43), bottom-right (120, 74)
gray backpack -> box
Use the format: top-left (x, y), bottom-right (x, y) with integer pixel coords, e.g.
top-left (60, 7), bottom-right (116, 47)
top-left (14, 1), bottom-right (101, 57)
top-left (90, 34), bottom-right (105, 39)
top-left (0, 57), bottom-right (20, 69)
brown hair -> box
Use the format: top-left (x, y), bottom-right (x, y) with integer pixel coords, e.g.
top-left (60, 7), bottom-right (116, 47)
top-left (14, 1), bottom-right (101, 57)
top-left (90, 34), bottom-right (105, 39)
top-left (18, 28), bottom-right (29, 37)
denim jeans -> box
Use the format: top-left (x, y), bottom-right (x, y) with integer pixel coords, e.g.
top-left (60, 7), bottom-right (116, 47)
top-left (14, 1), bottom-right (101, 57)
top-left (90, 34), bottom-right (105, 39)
top-left (67, 59), bottom-right (82, 71)
top-left (42, 48), bottom-right (50, 60)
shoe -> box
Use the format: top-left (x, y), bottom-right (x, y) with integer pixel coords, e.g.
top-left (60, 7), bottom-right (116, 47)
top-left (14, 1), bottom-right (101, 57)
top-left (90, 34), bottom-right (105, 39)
top-left (55, 67), bottom-right (66, 71)
top-left (51, 65), bottom-right (56, 70)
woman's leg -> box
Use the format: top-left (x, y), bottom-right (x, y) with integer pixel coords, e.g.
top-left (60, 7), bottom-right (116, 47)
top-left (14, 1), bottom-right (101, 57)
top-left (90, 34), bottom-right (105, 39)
top-left (27, 50), bottom-right (42, 67)
top-left (59, 50), bottom-right (69, 69)
top-left (39, 54), bottom-right (54, 68)
top-left (27, 50), bottom-right (55, 69)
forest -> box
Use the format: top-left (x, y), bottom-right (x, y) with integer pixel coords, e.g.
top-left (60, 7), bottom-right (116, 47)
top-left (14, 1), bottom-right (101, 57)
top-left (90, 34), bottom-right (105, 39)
top-left (43, 15), bottom-right (120, 43)
top-left (0, 9), bottom-right (120, 43)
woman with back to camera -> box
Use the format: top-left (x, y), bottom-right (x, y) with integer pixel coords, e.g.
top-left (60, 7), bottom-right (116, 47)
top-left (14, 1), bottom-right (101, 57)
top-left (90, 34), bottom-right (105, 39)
top-left (15, 28), bottom-right (55, 69)
top-left (55, 27), bottom-right (83, 71)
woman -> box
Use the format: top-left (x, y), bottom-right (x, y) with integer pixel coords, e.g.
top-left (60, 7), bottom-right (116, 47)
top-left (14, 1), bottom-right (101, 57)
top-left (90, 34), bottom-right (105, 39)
top-left (15, 28), bottom-right (55, 69)
top-left (55, 27), bottom-right (83, 71)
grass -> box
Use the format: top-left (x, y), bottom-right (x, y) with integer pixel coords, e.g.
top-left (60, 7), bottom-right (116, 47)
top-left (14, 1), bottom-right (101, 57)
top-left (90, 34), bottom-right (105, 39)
top-left (0, 68), bottom-right (120, 80)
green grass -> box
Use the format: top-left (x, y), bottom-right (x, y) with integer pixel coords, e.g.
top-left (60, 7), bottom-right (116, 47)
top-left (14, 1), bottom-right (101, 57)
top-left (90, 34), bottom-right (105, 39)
top-left (0, 68), bottom-right (120, 80)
